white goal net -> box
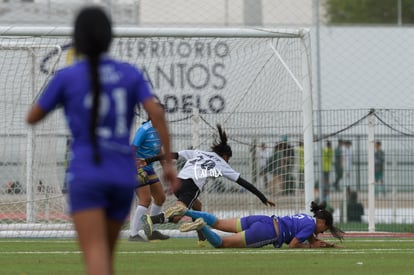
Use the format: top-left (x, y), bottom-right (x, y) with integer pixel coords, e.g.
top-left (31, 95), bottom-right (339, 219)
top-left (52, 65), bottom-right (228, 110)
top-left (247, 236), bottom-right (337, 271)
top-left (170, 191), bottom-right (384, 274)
top-left (0, 27), bottom-right (313, 238)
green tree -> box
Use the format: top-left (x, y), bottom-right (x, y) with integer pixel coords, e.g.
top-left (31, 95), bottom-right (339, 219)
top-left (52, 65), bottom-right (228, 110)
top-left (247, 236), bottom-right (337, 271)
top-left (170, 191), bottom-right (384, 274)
top-left (324, 0), bottom-right (414, 24)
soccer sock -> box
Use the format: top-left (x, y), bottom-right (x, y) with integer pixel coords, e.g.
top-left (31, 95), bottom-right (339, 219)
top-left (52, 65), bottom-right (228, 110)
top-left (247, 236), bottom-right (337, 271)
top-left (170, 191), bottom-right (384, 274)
top-left (197, 230), bottom-right (206, 241)
top-left (150, 213), bottom-right (165, 224)
top-left (149, 203), bottom-right (162, 216)
top-left (194, 218), bottom-right (206, 241)
top-left (150, 203), bottom-right (163, 230)
top-left (130, 205), bottom-right (147, 236)
top-left (185, 209), bottom-right (217, 226)
top-left (200, 226), bottom-right (222, 248)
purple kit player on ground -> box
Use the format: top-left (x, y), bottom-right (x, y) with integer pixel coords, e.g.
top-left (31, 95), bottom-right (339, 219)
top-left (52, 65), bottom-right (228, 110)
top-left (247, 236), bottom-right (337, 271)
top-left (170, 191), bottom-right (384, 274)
top-left (167, 201), bottom-right (344, 249)
top-left (26, 6), bottom-right (177, 275)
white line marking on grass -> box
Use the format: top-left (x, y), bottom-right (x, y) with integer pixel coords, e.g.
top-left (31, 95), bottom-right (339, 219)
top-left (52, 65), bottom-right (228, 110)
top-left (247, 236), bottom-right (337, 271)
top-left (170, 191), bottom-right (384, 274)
top-left (0, 251), bottom-right (81, 254)
top-left (118, 249), bottom-right (414, 255)
top-left (344, 239), bottom-right (414, 242)
top-left (2, 248), bottom-right (414, 255)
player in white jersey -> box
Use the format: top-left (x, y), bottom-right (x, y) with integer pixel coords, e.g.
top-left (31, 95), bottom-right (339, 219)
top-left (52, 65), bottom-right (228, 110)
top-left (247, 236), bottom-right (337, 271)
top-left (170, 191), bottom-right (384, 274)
top-left (141, 124), bottom-right (275, 245)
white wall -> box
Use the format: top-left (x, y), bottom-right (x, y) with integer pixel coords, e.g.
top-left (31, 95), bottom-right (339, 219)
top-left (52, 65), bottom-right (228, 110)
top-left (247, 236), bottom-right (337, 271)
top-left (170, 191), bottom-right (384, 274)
top-left (313, 26), bottom-right (414, 110)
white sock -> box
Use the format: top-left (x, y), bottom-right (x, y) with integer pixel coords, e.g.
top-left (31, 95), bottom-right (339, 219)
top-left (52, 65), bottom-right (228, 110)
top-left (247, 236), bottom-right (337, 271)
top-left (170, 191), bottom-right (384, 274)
top-left (150, 203), bottom-right (162, 216)
top-left (130, 205), bottom-right (147, 236)
top-left (150, 203), bottom-right (163, 229)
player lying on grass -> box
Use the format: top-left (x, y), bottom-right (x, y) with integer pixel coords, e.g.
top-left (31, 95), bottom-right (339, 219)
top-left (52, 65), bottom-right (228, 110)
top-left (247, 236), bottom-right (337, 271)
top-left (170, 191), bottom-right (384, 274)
top-left (140, 124), bottom-right (275, 246)
top-left (166, 201), bottom-right (344, 248)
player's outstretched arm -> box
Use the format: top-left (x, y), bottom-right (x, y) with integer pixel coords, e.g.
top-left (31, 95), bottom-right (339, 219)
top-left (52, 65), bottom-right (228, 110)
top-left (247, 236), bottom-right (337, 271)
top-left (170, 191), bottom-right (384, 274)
top-left (235, 177), bottom-right (275, 206)
top-left (288, 237), bottom-right (311, 248)
top-left (26, 104), bottom-right (47, 124)
top-left (289, 237), bottom-right (342, 249)
top-left (311, 239), bottom-right (343, 248)
top-left (144, 152), bottom-right (179, 165)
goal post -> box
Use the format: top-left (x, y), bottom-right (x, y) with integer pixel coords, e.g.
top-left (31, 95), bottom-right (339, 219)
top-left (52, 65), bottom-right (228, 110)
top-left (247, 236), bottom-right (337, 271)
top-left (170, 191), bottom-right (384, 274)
top-left (0, 27), bottom-right (314, 238)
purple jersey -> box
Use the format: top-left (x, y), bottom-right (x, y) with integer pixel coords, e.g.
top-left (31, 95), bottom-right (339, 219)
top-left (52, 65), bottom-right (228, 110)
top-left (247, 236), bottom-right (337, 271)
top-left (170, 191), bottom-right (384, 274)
top-left (240, 214), bottom-right (316, 248)
top-left (37, 56), bottom-right (154, 218)
top-left (275, 213), bottom-right (316, 247)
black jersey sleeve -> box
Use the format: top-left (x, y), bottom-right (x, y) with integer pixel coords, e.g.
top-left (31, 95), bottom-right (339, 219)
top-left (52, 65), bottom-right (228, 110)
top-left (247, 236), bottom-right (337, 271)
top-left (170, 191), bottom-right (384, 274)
top-left (236, 176), bottom-right (268, 204)
top-left (145, 152), bottom-right (179, 164)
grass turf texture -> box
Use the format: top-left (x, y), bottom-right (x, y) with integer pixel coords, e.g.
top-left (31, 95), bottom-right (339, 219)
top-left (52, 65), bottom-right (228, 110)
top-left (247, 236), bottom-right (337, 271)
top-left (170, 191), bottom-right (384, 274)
top-left (0, 238), bottom-right (414, 275)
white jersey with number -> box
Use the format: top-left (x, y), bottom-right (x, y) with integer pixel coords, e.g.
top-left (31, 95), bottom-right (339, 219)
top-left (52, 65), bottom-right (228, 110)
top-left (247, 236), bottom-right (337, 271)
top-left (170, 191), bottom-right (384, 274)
top-left (177, 150), bottom-right (240, 190)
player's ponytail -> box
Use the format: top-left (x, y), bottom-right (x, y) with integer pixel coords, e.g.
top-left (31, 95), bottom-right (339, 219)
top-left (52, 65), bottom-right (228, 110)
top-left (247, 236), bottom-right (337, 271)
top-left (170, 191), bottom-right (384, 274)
top-left (310, 201), bottom-right (344, 241)
top-left (89, 54), bottom-right (101, 164)
top-left (211, 124), bottom-right (232, 158)
top-left (74, 6), bottom-right (112, 164)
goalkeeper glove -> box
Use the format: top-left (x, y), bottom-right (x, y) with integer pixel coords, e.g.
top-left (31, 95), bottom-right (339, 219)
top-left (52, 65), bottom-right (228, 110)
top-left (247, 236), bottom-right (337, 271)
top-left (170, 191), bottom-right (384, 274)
top-left (137, 167), bottom-right (149, 184)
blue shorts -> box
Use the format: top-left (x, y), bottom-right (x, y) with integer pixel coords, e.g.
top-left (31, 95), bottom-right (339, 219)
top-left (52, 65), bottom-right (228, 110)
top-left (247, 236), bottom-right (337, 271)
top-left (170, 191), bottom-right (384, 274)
top-left (68, 178), bottom-right (135, 222)
top-left (136, 166), bottom-right (160, 187)
top-left (240, 215), bottom-right (278, 248)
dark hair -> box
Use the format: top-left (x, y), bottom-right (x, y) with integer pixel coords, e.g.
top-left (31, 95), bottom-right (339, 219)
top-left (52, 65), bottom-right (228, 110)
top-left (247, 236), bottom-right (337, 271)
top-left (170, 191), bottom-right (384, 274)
top-left (74, 6), bottom-right (112, 164)
top-left (211, 124), bottom-right (232, 158)
top-left (310, 201), bottom-right (344, 240)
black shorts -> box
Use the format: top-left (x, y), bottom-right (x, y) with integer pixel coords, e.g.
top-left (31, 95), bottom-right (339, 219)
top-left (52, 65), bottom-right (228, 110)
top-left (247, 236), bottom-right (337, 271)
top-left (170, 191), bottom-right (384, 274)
top-left (174, 178), bottom-right (200, 208)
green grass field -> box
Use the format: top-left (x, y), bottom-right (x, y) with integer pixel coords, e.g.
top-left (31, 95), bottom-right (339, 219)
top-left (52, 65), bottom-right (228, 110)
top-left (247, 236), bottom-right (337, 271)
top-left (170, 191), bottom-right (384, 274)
top-left (1, 237), bottom-right (414, 275)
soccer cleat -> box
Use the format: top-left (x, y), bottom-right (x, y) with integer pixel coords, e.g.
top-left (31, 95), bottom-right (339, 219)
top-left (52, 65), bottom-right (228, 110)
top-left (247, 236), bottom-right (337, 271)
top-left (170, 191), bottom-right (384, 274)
top-left (149, 230), bottom-right (170, 240)
top-left (141, 214), bottom-right (153, 238)
top-left (197, 240), bottom-right (207, 248)
top-left (179, 218), bottom-right (206, 232)
top-left (128, 234), bottom-right (147, 242)
top-left (164, 205), bottom-right (187, 220)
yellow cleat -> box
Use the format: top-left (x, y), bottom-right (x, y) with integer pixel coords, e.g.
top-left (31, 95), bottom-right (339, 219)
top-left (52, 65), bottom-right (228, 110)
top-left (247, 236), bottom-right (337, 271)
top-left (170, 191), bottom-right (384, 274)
top-left (141, 214), bottom-right (153, 239)
top-left (197, 240), bottom-right (207, 248)
top-left (179, 218), bottom-right (205, 232)
top-left (164, 205), bottom-right (187, 220)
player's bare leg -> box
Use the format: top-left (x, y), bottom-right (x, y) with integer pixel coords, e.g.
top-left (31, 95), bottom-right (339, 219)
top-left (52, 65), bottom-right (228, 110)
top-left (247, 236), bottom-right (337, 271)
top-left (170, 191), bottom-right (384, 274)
top-left (149, 181), bottom-right (169, 240)
top-left (72, 208), bottom-right (112, 275)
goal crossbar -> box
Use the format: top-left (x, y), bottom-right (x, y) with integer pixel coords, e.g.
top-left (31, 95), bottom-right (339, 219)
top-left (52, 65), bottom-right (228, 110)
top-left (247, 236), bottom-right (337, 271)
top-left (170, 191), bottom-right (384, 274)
top-left (0, 26), bottom-right (309, 38)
